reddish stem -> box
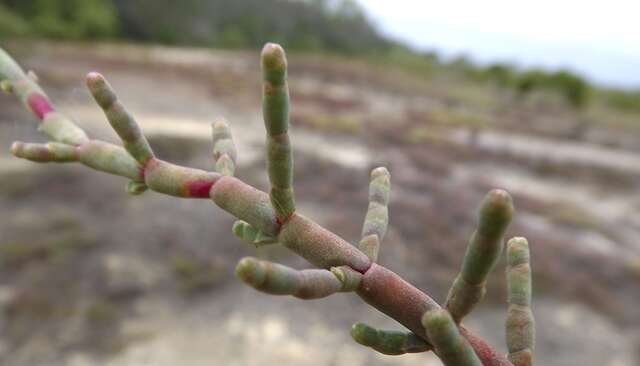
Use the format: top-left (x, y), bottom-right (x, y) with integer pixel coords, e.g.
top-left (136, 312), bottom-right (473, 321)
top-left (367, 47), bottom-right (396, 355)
top-left (185, 179), bottom-right (216, 198)
top-left (358, 263), bottom-right (513, 366)
top-left (27, 93), bottom-right (54, 120)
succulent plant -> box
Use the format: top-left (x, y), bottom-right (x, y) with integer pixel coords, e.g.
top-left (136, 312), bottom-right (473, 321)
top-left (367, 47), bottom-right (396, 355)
top-left (1, 43), bottom-right (534, 366)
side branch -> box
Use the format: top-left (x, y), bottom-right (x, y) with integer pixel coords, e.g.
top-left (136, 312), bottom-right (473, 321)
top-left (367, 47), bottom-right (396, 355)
top-left (446, 189), bottom-right (513, 322)
top-left (506, 237), bottom-right (535, 366)
top-left (351, 323), bottom-right (431, 355)
top-left (261, 43), bottom-right (295, 222)
top-left (211, 118), bottom-right (237, 176)
top-left (358, 167), bottom-right (390, 262)
top-left (0, 49), bottom-right (88, 145)
top-left (423, 310), bottom-right (483, 366)
top-left (236, 257), bottom-right (361, 299)
top-left (86, 72), bottom-right (155, 166)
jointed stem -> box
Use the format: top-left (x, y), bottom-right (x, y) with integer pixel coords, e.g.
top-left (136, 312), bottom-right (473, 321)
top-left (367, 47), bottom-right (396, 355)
top-left (358, 167), bottom-right (390, 262)
top-left (506, 237), bottom-right (535, 366)
top-left (446, 189), bottom-right (514, 322)
top-left (86, 72), bottom-right (155, 166)
top-left (211, 118), bottom-right (237, 176)
top-left (261, 43), bottom-right (295, 223)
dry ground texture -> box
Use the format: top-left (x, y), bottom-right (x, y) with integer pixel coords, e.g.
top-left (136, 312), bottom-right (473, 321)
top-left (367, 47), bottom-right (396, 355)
top-left (0, 41), bottom-right (639, 366)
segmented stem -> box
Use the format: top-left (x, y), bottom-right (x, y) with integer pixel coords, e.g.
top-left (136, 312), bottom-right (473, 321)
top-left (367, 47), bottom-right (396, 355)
top-left (11, 141), bottom-right (77, 162)
top-left (506, 237), bottom-right (535, 366)
top-left (261, 43), bottom-right (295, 222)
top-left (350, 323), bottom-right (431, 355)
top-left (235, 257), bottom-right (361, 299)
top-left (211, 118), bottom-right (237, 176)
top-left (358, 167), bottom-right (390, 261)
top-left (0, 49), bottom-right (88, 145)
top-left (86, 72), bottom-right (155, 166)
top-left (446, 189), bottom-right (514, 322)
top-left (422, 309), bottom-right (483, 366)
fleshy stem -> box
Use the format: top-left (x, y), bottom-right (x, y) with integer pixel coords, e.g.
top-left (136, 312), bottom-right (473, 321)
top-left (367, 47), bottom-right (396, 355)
top-left (358, 167), bottom-right (390, 262)
top-left (423, 309), bottom-right (483, 366)
top-left (86, 72), bottom-right (155, 166)
top-left (2, 44), bottom-right (516, 366)
top-left (506, 237), bottom-right (535, 366)
top-left (261, 43), bottom-right (295, 223)
top-left (446, 189), bottom-right (514, 322)
top-left (211, 118), bottom-right (237, 176)
top-left (235, 257), bottom-right (361, 299)
top-left (350, 323), bottom-right (431, 355)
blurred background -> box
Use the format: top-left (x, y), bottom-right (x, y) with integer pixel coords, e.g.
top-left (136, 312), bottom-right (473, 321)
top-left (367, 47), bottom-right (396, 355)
top-left (0, 1), bottom-right (639, 365)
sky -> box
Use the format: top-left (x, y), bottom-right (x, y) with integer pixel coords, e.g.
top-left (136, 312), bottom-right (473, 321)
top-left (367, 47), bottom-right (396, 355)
top-left (356, 0), bottom-right (640, 88)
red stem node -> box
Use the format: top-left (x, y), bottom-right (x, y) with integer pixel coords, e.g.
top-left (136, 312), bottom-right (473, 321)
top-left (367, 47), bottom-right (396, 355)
top-left (27, 92), bottom-right (54, 120)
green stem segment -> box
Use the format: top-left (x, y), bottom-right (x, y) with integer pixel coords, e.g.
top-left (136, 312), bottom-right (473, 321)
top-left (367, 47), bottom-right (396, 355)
top-left (86, 72), bottom-right (155, 166)
top-left (350, 323), bottom-right (431, 355)
top-left (446, 189), bottom-right (514, 322)
top-left (12, 140), bottom-right (141, 180)
top-left (211, 119), bottom-right (237, 176)
top-left (422, 310), bottom-right (483, 366)
top-left (235, 257), bottom-right (361, 299)
top-left (11, 141), bottom-right (77, 162)
top-left (0, 49), bottom-right (88, 146)
top-left (358, 167), bottom-right (390, 262)
top-left (261, 43), bottom-right (295, 222)
top-left (506, 237), bottom-right (534, 366)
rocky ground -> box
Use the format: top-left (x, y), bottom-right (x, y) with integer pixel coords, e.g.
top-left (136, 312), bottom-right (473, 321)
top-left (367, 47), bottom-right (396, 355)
top-left (0, 41), bottom-right (639, 365)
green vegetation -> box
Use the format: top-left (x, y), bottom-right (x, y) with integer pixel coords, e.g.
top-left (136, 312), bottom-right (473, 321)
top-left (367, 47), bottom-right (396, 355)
top-left (513, 69), bottom-right (590, 109)
top-left (113, 0), bottom-right (390, 52)
top-left (0, 0), bottom-right (118, 39)
top-left (0, 0), bottom-right (637, 113)
top-left (0, 0), bottom-right (389, 53)
top-left (600, 88), bottom-right (640, 113)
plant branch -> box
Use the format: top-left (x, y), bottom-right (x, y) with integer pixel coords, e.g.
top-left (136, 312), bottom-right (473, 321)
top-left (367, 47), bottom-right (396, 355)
top-left (1, 44), bottom-right (525, 366)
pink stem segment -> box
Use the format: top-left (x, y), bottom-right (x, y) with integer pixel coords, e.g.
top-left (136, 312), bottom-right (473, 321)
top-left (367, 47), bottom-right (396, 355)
top-left (27, 93), bottom-right (54, 120)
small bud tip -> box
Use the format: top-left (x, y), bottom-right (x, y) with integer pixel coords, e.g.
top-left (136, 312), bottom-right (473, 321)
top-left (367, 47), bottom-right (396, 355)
top-left (232, 221), bottom-right (245, 237)
top-left (507, 237), bottom-right (530, 264)
top-left (350, 323), bottom-right (376, 346)
top-left (85, 72), bottom-right (105, 88)
top-left (481, 188), bottom-right (514, 221)
top-left (235, 257), bottom-right (265, 287)
top-left (10, 141), bottom-right (21, 155)
top-left (508, 236), bottom-right (528, 247)
top-left (371, 167), bottom-right (390, 179)
top-left (487, 188), bottom-right (512, 205)
top-left (212, 120), bottom-right (229, 131)
top-left (261, 43), bottom-right (286, 70)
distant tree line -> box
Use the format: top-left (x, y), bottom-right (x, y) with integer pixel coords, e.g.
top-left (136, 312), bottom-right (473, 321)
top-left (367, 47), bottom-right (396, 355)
top-left (0, 0), bottom-right (637, 112)
top-left (115, 0), bottom-right (393, 53)
top-left (0, 0), bottom-right (118, 39)
top-left (0, 0), bottom-right (391, 54)
top-left (476, 64), bottom-right (591, 109)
